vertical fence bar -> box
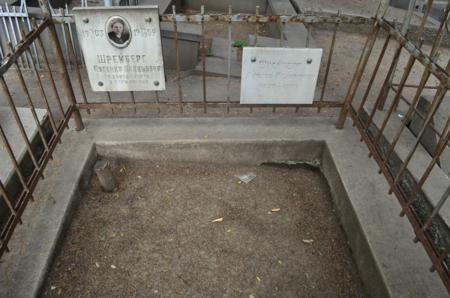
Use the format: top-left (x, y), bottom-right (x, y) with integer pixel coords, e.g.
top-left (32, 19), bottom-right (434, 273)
top-left (246, 8), bottom-right (256, 114)
top-left (429, 4), bottom-right (450, 60)
top-left (416, 0), bottom-right (433, 44)
top-left (356, 35), bottom-right (391, 118)
top-left (0, 7), bottom-right (12, 59)
top-left (364, 44), bottom-right (403, 136)
top-left (33, 22), bottom-right (65, 118)
top-left (172, 5), bottom-right (183, 114)
top-left (12, 6), bottom-right (31, 68)
top-left (318, 10), bottom-right (339, 113)
top-left (59, 8), bottom-right (71, 69)
top-left (201, 5), bottom-right (207, 114)
top-left (14, 61), bottom-right (50, 151)
top-left (0, 125), bottom-right (29, 191)
top-left (0, 77), bottom-right (40, 169)
top-left (336, 3), bottom-right (385, 128)
top-left (279, 10), bottom-right (285, 48)
top-left (130, 91), bottom-right (136, 114)
top-left (305, 23), bottom-right (310, 48)
top-left (65, 4), bottom-right (77, 59)
top-left (0, 180), bottom-right (21, 224)
top-left (23, 1), bottom-right (40, 68)
top-left (39, 0), bottom-right (84, 131)
top-left (106, 92), bottom-right (114, 114)
top-left (0, 29), bottom-right (4, 59)
top-left (154, 91), bottom-right (160, 114)
top-left (25, 45), bottom-right (59, 134)
top-left (254, 5), bottom-right (260, 47)
top-left (275, 12), bottom-right (287, 114)
top-left (62, 21), bottom-right (90, 114)
top-left (5, 4), bottom-right (25, 68)
top-left (226, 5), bottom-right (232, 114)
top-left (373, 40), bottom-right (423, 144)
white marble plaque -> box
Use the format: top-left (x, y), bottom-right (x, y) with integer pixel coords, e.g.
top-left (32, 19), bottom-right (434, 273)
top-left (240, 48), bottom-right (323, 104)
top-left (73, 6), bottom-right (165, 92)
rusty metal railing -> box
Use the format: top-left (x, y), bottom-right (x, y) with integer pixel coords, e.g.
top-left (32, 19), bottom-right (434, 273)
top-left (0, 9), bottom-right (83, 260)
top-left (338, 0), bottom-right (450, 291)
top-left (46, 5), bottom-right (373, 115)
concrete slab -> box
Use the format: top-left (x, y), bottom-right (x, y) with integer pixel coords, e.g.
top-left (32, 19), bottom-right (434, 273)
top-left (210, 37), bottom-right (238, 60)
top-left (0, 107), bottom-right (47, 184)
top-left (0, 117), bottom-right (447, 297)
top-left (194, 56), bottom-right (242, 78)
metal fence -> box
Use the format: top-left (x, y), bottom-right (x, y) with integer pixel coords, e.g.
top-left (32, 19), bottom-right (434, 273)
top-left (0, 0), bottom-right (449, 292)
top-left (51, 6), bottom-right (371, 115)
top-left (0, 0), bottom-right (87, 70)
top-left (0, 0), bottom-right (39, 67)
top-left (0, 13), bottom-right (82, 259)
top-left (340, 1), bottom-right (450, 290)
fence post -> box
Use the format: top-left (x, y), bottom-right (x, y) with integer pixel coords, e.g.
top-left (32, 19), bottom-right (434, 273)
top-left (38, 0), bottom-right (84, 131)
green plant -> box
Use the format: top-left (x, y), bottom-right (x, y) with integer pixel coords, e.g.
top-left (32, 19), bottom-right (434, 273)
top-left (232, 39), bottom-right (248, 48)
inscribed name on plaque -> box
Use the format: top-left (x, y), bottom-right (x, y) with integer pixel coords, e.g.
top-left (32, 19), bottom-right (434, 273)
top-left (73, 6), bottom-right (165, 91)
top-left (240, 48), bottom-right (323, 104)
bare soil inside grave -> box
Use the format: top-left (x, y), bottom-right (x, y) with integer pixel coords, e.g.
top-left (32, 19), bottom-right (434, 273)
top-left (41, 160), bottom-right (365, 297)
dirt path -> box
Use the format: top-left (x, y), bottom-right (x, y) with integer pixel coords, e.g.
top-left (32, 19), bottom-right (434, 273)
top-left (41, 160), bottom-right (365, 297)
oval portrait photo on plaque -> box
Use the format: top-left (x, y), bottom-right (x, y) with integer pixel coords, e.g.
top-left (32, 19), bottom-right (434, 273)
top-left (106, 16), bottom-right (132, 48)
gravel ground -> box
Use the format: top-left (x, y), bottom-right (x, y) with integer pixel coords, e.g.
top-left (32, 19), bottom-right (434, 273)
top-left (41, 160), bottom-right (365, 297)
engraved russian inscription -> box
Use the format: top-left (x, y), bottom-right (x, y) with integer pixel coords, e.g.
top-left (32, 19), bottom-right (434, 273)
top-left (240, 48), bottom-right (323, 104)
top-left (73, 6), bottom-right (165, 92)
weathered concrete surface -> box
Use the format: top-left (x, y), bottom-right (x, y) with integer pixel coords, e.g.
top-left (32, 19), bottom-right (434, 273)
top-left (0, 117), bottom-right (447, 298)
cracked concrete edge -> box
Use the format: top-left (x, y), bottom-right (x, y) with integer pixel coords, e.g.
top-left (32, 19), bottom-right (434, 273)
top-left (321, 143), bottom-right (390, 298)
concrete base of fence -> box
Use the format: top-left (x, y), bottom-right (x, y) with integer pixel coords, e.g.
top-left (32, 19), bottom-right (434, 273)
top-left (0, 117), bottom-right (447, 298)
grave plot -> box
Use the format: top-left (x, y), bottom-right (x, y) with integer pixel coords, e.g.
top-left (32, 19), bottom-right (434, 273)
top-left (41, 160), bottom-right (365, 297)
